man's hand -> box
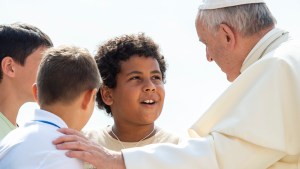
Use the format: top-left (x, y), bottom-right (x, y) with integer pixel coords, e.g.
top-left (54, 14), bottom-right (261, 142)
top-left (53, 128), bottom-right (125, 169)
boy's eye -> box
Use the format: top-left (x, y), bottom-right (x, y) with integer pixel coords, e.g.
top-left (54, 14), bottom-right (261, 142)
top-left (152, 75), bottom-right (162, 81)
top-left (129, 76), bottom-right (140, 80)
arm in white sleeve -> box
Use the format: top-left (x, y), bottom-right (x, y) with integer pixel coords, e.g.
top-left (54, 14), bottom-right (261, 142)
top-left (122, 132), bottom-right (286, 169)
top-left (122, 137), bottom-right (219, 169)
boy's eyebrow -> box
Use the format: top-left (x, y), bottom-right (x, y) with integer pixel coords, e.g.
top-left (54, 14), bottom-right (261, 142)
top-left (126, 71), bottom-right (142, 76)
top-left (126, 70), bottom-right (162, 76)
top-left (150, 70), bottom-right (162, 74)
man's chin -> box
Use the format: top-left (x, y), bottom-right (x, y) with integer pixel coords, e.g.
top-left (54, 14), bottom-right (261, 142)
top-left (226, 73), bottom-right (241, 82)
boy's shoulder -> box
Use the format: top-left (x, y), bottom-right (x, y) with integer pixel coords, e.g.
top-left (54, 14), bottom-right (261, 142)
top-left (1, 122), bottom-right (63, 149)
top-left (153, 127), bottom-right (181, 144)
top-left (0, 124), bottom-right (83, 168)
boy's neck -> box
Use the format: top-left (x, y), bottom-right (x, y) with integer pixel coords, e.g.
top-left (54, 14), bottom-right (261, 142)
top-left (111, 124), bottom-right (156, 142)
top-left (0, 106), bottom-right (19, 125)
top-left (41, 104), bottom-right (81, 130)
top-left (0, 85), bottom-right (24, 125)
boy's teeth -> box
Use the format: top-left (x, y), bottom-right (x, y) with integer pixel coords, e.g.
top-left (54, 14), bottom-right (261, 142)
top-left (144, 100), bottom-right (154, 103)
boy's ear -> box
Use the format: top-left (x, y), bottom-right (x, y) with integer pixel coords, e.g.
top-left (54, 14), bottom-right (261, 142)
top-left (100, 86), bottom-right (113, 106)
top-left (1, 57), bottom-right (16, 77)
top-left (81, 88), bottom-right (98, 110)
top-left (32, 83), bottom-right (39, 103)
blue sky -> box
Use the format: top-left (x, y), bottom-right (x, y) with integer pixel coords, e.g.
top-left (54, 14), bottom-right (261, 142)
top-left (3, 0), bottom-right (300, 136)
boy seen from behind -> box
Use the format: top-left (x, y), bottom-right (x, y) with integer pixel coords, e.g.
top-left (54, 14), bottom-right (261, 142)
top-left (0, 45), bottom-right (100, 169)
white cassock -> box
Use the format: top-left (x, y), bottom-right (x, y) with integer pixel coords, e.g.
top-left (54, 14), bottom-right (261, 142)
top-left (122, 28), bottom-right (300, 169)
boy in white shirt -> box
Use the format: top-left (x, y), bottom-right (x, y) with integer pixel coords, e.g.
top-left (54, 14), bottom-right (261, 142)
top-left (0, 45), bottom-right (100, 169)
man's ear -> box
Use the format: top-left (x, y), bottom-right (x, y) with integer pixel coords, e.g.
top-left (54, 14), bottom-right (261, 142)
top-left (82, 88), bottom-right (98, 110)
top-left (1, 57), bottom-right (16, 77)
top-left (219, 23), bottom-right (236, 49)
top-left (100, 86), bottom-right (113, 106)
top-left (32, 83), bottom-right (39, 103)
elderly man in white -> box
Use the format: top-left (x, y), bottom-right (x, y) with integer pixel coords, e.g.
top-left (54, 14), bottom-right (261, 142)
top-left (53, 0), bottom-right (300, 168)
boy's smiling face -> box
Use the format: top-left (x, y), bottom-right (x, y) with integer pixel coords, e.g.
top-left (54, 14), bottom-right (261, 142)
top-left (108, 55), bottom-right (165, 126)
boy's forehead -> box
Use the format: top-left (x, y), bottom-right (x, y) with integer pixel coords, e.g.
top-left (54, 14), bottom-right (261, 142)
top-left (119, 56), bottom-right (160, 72)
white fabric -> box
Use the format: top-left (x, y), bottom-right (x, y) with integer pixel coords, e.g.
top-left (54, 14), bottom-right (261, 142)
top-left (199, 0), bottom-right (265, 9)
top-left (123, 137), bottom-right (219, 169)
top-left (84, 126), bottom-right (180, 169)
top-left (84, 126), bottom-right (180, 151)
top-left (0, 109), bottom-right (83, 169)
top-left (122, 28), bottom-right (300, 169)
top-left (241, 28), bottom-right (289, 72)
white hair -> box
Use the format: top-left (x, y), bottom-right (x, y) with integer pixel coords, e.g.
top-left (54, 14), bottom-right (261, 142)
top-left (197, 3), bottom-right (276, 36)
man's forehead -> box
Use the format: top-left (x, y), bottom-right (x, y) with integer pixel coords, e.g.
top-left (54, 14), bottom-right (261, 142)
top-left (195, 20), bottom-right (206, 32)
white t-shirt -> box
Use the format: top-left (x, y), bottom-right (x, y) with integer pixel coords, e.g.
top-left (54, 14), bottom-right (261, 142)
top-left (0, 109), bottom-right (83, 169)
top-left (84, 125), bottom-right (180, 151)
top-left (84, 125), bottom-right (180, 169)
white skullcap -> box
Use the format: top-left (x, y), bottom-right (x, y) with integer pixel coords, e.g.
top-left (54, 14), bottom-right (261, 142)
top-left (199, 0), bottom-right (265, 9)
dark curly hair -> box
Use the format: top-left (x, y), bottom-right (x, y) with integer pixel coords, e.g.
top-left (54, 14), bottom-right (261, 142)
top-left (94, 33), bottom-right (167, 116)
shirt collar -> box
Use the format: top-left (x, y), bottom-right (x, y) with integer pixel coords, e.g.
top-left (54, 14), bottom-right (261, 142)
top-left (20, 109), bottom-right (68, 129)
top-left (240, 28), bottom-right (289, 72)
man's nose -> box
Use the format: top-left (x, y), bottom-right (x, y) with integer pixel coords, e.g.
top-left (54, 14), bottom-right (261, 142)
top-left (206, 47), bottom-right (213, 62)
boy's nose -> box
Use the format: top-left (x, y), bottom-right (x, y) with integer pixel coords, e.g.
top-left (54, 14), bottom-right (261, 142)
top-left (143, 80), bottom-right (156, 92)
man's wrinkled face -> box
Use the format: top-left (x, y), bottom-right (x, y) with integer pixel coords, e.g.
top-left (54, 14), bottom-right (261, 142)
top-left (195, 16), bottom-right (242, 82)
